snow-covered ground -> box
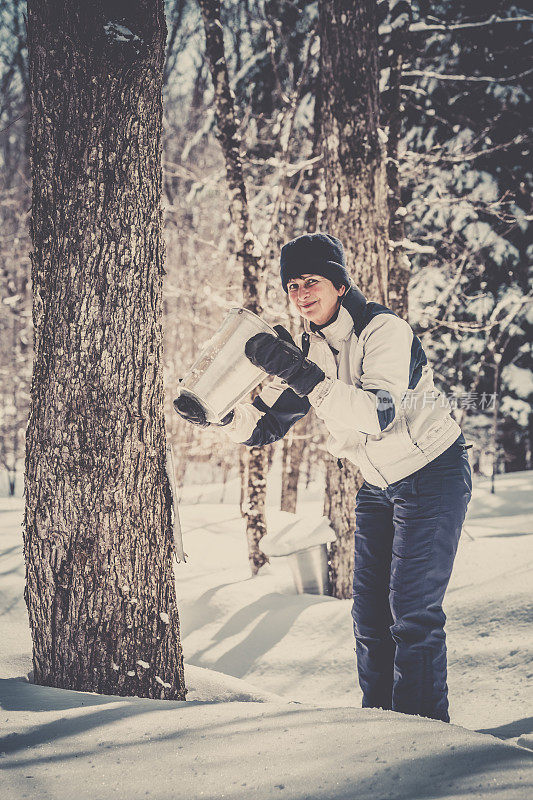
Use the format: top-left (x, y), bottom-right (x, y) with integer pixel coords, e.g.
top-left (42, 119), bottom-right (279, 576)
top-left (1, 470), bottom-right (532, 799)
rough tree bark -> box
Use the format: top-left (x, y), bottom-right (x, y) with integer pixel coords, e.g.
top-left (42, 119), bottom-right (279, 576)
top-left (319, 0), bottom-right (390, 598)
top-left (323, 456), bottom-right (360, 596)
top-left (24, 0), bottom-right (186, 698)
top-left (199, 0), bottom-right (268, 575)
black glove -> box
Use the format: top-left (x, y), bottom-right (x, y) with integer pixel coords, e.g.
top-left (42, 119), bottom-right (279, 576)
top-left (245, 325), bottom-right (325, 397)
top-left (173, 393), bottom-right (234, 428)
top-left (173, 394), bottom-right (209, 427)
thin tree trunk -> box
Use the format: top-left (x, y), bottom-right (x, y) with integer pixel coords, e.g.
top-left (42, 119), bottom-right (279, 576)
top-left (199, 0), bottom-right (268, 575)
top-left (490, 357), bottom-right (501, 494)
top-left (323, 456), bottom-right (360, 598)
top-left (280, 68), bottom-right (324, 516)
top-left (280, 425), bottom-right (308, 514)
top-left (24, 0), bottom-right (186, 699)
top-left (244, 446), bottom-right (268, 572)
top-left (319, 0), bottom-right (390, 598)
top-left (239, 446), bottom-right (247, 516)
top-left (384, 1), bottom-right (412, 320)
top-left (304, 70), bottom-right (325, 233)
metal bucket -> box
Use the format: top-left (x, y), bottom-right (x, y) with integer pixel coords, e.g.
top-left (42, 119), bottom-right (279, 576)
top-left (287, 543), bottom-right (331, 595)
top-left (175, 307), bottom-right (277, 424)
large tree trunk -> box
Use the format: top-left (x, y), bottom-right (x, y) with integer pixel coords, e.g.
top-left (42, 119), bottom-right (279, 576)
top-left (319, 0), bottom-right (390, 598)
top-left (319, 0), bottom-right (389, 303)
top-left (24, 0), bottom-right (186, 699)
top-left (199, 0), bottom-right (269, 575)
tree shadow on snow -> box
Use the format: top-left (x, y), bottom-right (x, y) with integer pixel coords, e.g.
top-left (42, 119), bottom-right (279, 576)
top-left (1, 703), bottom-right (531, 798)
top-left (0, 678), bottom-right (226, 759)
top-left (0, 677), bottom-right (133, 713)
top-left (477, 716), bottom-right (533, 739)
top-left (189, 592), bottom-right (332, 678)
top-left (0, 698), bottom-right (187, 759)
top-left (0, 561), bottom-right (24, 579)
top-left (0, 544), bottom-right (22, 559)
top-left (179, 580), bottom-right (251, 639)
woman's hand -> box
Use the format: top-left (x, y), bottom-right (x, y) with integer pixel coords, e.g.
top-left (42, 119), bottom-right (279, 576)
top-left (173, 394), bottom-right (209, 427)
top-left (173, 394), bottom-right (234, 428)
top-left (245, 328), bottom-right (325, 397)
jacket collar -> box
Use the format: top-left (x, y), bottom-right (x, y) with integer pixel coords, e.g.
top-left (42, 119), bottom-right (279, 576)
top-left (303, 284), bottom-right (367, 341)
top-left (340, 285), bottom-right (367, 334)
top-left (304, 303), bottom-right (353, 345)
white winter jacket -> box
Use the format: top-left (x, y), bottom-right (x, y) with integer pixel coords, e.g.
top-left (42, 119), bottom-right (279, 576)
top-left (224, 285), bottom-right (462, 488)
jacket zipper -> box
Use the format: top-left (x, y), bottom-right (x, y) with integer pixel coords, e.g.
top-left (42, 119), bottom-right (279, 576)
top-left (403, 412), bottom-right (427, 456)
top-left (310, 331), bottom-right (389, 486)
top-left (363, 434), bottom-right (389, 486)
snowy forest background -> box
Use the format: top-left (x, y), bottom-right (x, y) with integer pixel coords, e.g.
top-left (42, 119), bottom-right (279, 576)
top-left (1, 5), bottom-right (532, 792)
top-left (1, 0), bottom-right (532, 498)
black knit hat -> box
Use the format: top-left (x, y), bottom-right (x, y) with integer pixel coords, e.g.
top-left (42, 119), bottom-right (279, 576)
top-left (280, 233), bottom-right (351, 293)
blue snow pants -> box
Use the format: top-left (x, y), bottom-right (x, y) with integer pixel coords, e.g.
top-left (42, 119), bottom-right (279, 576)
top-left (351, 434), bottom-right (472, 723)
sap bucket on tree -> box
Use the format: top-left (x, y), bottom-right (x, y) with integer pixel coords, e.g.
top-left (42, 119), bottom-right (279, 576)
top-left (174, 307), bottom-right (277, 424)
top-left (262, 510), bottom-right (337, 596)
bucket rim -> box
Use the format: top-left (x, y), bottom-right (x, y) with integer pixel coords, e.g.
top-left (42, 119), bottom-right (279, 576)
top-left (282, 542), bottom-right (330, 558)
top-left (228, 307), bottom-right (278, 335)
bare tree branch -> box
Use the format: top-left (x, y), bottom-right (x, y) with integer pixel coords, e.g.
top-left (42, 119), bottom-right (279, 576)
top-left (403, 67), bottom-right (533, 84)
top-left (380, 15), bottom-right (533, 37)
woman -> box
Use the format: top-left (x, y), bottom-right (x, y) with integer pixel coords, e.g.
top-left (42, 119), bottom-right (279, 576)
top-left (175, 232), bottom-right (472, 723)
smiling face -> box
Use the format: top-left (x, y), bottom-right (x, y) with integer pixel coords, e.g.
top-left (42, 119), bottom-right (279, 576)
top-left (287, 274), bottom-right (346, 325)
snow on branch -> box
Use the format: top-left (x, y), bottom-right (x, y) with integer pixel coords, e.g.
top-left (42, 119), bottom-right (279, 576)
top-left (390, 238), bottom-right (436, 255)
top-left (379, 15), bottom-right (533, 37)
top-left (104, 21), bottom-right (143, 47)
top-left (180, 108), bottom-right (215, 162)
top-left (424, 295), bottom-right (533, 335)
top-left (402, 68), bottom-right (533, 84)
top-left (233, 50), bottom-right (268, 87)
top-left (250, 154), bottom-right (323, 178)
top-left (400, 135), bottom-right (527, 166)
